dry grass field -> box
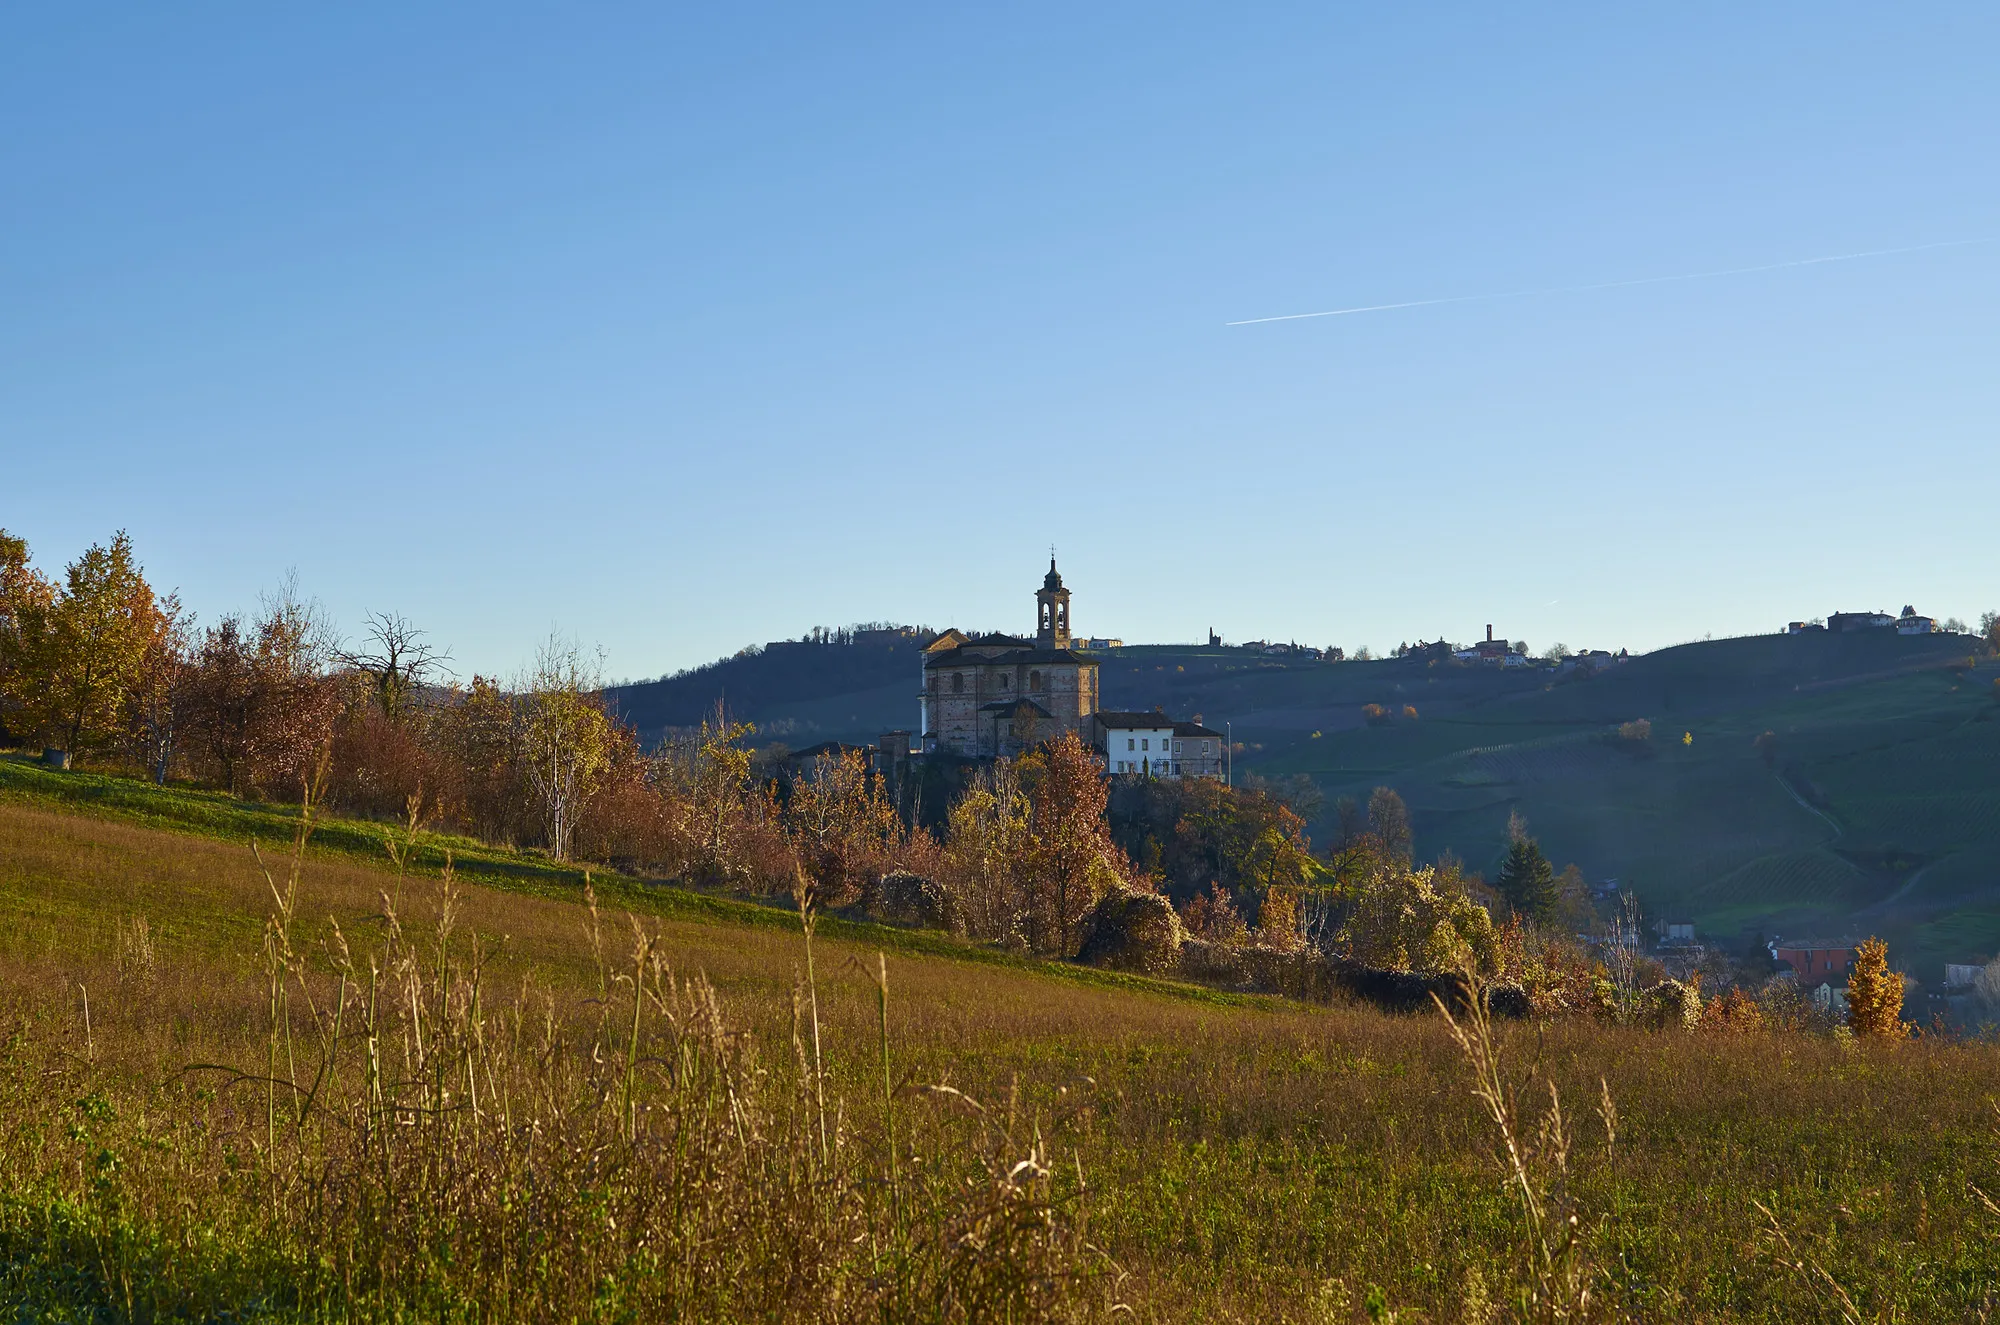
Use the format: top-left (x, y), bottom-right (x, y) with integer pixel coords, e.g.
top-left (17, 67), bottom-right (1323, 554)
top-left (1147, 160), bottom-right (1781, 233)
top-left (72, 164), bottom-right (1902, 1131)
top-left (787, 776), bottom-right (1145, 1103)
top-left (6, 793), bottom-right (2000, 1321)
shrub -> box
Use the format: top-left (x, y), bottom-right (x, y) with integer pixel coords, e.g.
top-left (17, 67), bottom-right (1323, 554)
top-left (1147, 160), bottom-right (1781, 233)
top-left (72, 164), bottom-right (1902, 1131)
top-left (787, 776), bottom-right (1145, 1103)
top-left (1698, 986), bottom-right (1766, 1033)
top-left (1617, 718), bottom-right (1652, 744)
top-left (1257, 886), bottom-right (1303, 951)
top-left (1337, 866), bottom-right (1498, 976)
top-left (1076, 885), bottom-right (1183, 974)
top-left (1362, 703), bottom-right (1390, 727)
top-left (865, 869), bottom-right (960, 933)
top-left (1638, 978), bottom-right (1701, 1031)
top-left (1180, 883), bottom-right (1246, 945)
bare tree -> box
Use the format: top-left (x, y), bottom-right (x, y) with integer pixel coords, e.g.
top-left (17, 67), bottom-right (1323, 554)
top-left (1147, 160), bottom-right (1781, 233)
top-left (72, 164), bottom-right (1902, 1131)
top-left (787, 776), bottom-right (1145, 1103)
top-left (338, 610), bottom-right (452, 720)
top-left (516, 633), bottom-right (613, 861)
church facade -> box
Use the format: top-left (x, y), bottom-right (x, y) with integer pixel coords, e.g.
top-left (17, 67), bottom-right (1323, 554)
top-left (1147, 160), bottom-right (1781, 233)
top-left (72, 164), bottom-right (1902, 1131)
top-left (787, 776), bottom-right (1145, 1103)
top-left (921, 561), bottom-right (1100, 758)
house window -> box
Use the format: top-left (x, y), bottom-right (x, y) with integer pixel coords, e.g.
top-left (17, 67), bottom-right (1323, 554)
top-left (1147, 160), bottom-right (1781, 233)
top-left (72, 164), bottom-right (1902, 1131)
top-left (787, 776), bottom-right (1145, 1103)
top-left (1141, 738), bottom-right (1149, 750)
top-left (1127, 738), bottom-right (1134, 750)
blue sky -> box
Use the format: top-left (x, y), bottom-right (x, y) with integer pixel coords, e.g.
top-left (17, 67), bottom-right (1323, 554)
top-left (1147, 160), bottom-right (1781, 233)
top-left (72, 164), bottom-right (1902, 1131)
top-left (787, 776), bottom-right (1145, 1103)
top-left (4, 5), bottom-right (1996, 680)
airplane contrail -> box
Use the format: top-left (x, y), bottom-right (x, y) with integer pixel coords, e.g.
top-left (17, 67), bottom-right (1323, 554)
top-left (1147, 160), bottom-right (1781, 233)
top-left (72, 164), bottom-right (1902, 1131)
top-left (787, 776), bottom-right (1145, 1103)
top-left (1225, 237), bottom-right (1994, 327)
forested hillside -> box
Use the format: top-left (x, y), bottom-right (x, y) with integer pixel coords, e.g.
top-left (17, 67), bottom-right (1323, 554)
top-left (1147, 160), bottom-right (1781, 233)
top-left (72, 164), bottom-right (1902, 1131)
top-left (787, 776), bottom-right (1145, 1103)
top-left (606, 625), bottom-right (942, 745)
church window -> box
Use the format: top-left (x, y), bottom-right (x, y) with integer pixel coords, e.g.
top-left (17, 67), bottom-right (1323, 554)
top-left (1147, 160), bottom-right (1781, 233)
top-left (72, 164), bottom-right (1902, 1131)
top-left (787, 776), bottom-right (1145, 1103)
top-left (999, 674), bottom-right (1009, 689)
top-left (1030, 670), bottom-right (1041, 689)
top-left (953, 674), bottom-right (963, 693)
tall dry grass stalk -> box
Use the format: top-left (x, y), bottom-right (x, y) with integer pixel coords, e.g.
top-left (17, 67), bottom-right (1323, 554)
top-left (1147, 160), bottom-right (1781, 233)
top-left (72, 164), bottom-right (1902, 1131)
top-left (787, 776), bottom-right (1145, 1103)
top-left (0, 778), bottom-right (1116, 1322)
top-left (1437, 972), bottom-right (1612, 1322)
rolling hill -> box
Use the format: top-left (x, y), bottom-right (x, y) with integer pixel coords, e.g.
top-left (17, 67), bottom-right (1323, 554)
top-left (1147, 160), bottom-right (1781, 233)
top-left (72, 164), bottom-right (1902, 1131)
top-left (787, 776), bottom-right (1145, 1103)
top-left (610, 627), bottom-right (2000, 976)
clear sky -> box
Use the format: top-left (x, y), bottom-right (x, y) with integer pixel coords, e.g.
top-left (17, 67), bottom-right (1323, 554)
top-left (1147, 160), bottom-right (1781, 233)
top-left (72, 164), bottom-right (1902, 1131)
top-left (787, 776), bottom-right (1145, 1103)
top-left (4, 5), bottom-right (1996, 681)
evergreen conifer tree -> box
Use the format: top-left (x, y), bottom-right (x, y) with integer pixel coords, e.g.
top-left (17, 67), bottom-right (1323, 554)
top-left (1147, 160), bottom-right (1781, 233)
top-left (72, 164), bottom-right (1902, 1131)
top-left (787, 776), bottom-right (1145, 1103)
top-left (1497, 834), bottom-right (1558, 924)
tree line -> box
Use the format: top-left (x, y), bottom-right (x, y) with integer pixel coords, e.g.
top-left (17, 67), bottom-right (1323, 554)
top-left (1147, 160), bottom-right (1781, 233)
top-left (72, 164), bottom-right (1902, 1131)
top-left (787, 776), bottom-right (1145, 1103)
top-left (0, 529), bottom-right (1935, 1034)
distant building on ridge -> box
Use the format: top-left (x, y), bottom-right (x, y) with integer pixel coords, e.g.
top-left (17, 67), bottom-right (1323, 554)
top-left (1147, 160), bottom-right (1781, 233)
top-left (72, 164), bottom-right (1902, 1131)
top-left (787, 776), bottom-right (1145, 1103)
top-left (920, 560), bottom-right (1101, 758)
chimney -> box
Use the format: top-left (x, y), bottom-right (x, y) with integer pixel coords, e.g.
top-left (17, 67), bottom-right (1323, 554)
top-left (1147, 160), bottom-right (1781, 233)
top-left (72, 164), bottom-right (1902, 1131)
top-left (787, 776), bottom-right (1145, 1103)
top-left (1192, 714), bottom-right (1203, 726)
top-left (1486, 624), bottom-right (1493, 642)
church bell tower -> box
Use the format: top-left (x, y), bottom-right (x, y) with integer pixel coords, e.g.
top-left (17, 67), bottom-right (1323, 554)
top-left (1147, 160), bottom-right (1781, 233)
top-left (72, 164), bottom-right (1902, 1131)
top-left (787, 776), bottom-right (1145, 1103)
top-left (1036, 557), bottom-right (1071, 649)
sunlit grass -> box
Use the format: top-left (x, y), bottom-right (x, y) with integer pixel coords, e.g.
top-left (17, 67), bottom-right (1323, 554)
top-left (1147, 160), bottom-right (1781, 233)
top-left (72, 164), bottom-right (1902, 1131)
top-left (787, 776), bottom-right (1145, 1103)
top-left (4, 787), bottom-right (2000, 1319)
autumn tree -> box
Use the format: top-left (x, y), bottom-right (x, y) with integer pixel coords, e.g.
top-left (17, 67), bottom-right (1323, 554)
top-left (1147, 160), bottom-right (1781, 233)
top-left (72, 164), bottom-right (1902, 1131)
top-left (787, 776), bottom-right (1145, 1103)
top-left (1027, 731), bottom-right (1128, 957)
top-left (0, 532), bottom-right (163, 758)
top-left (182, 617), bottom-right (260, 793)
top-left (516, 635), bottom-right (615, 861)
top-left (426, 675), bottom-right (526, 842)
top-left (1367, 786), bottom-right (1413, 864)
top-left (657, 704), bottom-right (759, 886)
top-left (244, 577), bottom-right (344, 795)
top-left (126, 592), bottom-right (192, 783)
top-left (0, 530), bottom-right (55, 745)
top-left (1846, 937), bottom-right (1908, 1039)
top-left (940, 760), bottom-right (1036, 943)
top-left (784, 747), bottom-right (899, 907)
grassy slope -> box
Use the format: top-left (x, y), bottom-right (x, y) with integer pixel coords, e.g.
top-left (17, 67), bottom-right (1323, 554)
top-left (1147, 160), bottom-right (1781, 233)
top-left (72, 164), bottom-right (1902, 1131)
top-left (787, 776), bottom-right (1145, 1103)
top-left (6, 776), bottom-right (2000, 1318)
top-left (0, 754), bottom-right (1251, 1008)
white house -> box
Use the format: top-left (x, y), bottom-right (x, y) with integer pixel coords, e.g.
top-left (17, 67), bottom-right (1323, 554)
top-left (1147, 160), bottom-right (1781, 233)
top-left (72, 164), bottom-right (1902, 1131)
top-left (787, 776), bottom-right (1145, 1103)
top-left (1896, 605), bottom-right (1934, 636)
top-left (1092, 710), bottom-right (1225, 780)
top-left (1093, 711), bottom-right (1176, 776)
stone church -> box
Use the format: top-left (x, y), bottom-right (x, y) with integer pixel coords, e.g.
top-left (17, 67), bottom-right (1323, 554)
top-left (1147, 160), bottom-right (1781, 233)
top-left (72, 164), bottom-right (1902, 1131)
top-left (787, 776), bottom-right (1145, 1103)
top-left (921, 560), bottom-right (1100, 758)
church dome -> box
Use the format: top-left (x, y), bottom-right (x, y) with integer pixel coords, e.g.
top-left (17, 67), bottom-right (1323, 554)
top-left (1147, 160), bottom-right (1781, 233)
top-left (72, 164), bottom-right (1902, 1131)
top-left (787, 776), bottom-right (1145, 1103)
top-left (1042, 557), bottom-right (1064, 591)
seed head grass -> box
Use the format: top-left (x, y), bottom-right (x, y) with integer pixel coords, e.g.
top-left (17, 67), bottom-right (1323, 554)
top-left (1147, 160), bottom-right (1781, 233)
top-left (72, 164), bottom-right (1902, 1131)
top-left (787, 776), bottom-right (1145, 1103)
top-left (4, 800), bottom-right (2000, 1319)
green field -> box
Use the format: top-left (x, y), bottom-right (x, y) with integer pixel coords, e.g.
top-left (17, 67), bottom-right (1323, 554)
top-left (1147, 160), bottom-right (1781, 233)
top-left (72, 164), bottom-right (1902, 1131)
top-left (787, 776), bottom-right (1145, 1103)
top-left (7, 772), bottom-right (2000, 1320)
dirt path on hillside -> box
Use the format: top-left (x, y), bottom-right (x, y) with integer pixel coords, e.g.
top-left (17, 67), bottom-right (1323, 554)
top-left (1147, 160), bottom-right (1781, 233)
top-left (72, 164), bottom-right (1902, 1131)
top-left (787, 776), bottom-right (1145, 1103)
top-left (1777, 772), bottom-right (1842, 838)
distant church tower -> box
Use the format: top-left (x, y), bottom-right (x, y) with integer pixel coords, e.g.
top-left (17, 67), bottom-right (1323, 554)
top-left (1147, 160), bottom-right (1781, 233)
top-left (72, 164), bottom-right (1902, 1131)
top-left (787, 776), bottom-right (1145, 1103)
top-left (1036, 558), bottom-right (1071, 649)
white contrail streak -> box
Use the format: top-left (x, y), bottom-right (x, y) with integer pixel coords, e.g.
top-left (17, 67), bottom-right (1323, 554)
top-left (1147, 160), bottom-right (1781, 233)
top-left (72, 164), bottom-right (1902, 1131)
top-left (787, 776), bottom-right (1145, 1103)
top-left (1225, 237), bottom-right (1994, 327)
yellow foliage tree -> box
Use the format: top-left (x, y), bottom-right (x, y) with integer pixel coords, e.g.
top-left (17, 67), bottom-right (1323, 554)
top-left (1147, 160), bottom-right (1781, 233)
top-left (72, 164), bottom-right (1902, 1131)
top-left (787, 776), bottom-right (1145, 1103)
top-left (516, 635), bottom-right (615, 862)
top-left (1337, 866), bottom-right (1497, 976)
top-left (1846, 937), bottom-right (1907, 1039)
top-left (0, 531), bottom-right (162, 757)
